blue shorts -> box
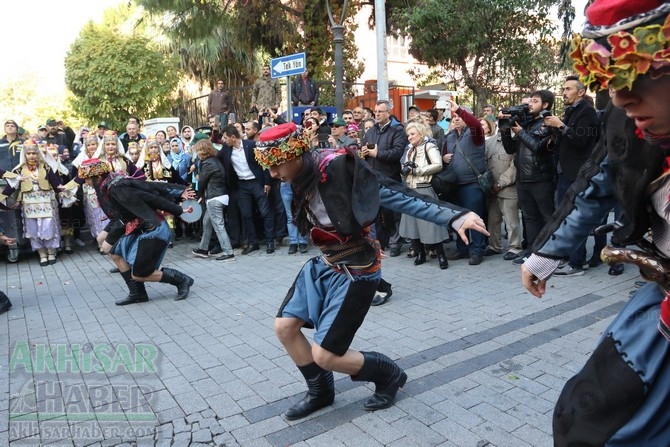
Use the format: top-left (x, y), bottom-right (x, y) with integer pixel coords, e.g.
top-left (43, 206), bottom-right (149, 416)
top-left (278, 256), bottom-right (381, 356)
top-left (113, 220), bottom-right (170, 277)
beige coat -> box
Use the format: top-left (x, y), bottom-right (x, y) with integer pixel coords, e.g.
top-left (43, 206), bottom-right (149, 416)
top-left (485, 133), bottom-right (517, 199)
top-left (402, 140), bottom-right (443, 189)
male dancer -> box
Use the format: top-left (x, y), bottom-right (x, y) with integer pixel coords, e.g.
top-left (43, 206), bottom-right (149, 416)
top-left (521, 1), bottom-right (670, 444)
top-left (254, 123), bottom-right (488, 420)
top-left (78, 158), bottom-right (196, 305)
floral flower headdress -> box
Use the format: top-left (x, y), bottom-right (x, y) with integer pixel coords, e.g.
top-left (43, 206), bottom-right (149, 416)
top-left (254, 122), bottom-right (310, 169)
top-left (78, 158), bottom-right (112, 179)
top-left (571, 0), bottom-right (670, 91)
top-left (102, 130), bottom-right (118, 142)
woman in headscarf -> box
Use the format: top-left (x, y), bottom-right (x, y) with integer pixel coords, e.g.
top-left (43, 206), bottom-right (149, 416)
top-left (5, 140), bottom-right (63, 266)
top-left (93, 130), bottom-right (140, 177)
top-left (167, 137), bottom-right (190, 182)
top-left (70, 134), bottom-right (109, 247)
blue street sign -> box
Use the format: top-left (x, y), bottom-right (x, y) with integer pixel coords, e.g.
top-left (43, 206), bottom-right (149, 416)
top-left (271, 52), bottom-right (306, 79)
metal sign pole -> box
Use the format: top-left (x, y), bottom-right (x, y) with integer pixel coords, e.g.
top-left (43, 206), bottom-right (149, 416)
top-left (286, 76), bottom-right (292, 125)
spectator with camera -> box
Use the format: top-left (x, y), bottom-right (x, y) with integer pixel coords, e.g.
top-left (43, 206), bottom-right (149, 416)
top-left (501, 90), bottom-right (556, 264)
top-left (542, 75), bottom-right (599, 276)
top-left (441, 99), bottom-right (487, 266)
top-left (361, 100), bottom-right (409, 257)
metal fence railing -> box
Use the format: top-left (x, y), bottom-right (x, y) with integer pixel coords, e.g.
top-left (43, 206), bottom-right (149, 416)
top-left (172, 81), bottom-right (417, 126)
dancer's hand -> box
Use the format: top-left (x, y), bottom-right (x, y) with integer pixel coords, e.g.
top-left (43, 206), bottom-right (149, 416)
top-left (100, 241), bottom-right (113, 254)
top-left (455, 212), bottom-right (489, 245)
top-left (522, 264), bottom-right (547, 298)
top-left (183, 206), bottom-right (193, 214)
top-left (0, 234), bottom-right (16, 246)
top-left (181, 187), bottom-right (196, 200)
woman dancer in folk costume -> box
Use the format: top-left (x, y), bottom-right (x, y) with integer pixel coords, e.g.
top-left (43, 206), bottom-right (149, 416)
top-left (254, 122), bottom-right (488, 420)
top-left (70, 134), bottom-right (110, 245)
top-left (78, 158), bottom-right (196, 305)
top-left (3, 140), bottom-right (64, 266)
top-left (521, 1), bottom-right (670, 445)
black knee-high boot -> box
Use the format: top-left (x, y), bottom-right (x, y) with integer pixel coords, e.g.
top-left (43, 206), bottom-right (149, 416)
top-left (351, 351), bottom-right (407, 411)
top-left (433, 243), bottom-right (448, 270)
top-left (159, 267), bottom-right (194, 300)
top-left (371, 278), bottom-right (394, 306)
top-left (412, 239), bottom-right (426, 266)
top-left (284, 362), bottom-right (335, 420)
top-left (117, 270), bottom-right (149, 306)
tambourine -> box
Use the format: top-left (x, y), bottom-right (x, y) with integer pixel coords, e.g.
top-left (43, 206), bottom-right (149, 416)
top-left (179, 199), bottom-right (202, 223)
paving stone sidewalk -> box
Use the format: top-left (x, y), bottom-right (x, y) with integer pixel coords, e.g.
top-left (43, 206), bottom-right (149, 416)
top-left (0, 239), bottom-right (640, 446)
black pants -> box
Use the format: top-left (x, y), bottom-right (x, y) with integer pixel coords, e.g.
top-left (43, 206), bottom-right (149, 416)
top-left (516, 180), bottom-right (555, 248)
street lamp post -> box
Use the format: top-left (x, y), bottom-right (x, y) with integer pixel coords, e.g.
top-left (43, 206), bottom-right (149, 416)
top-left (326, 0), bottom-right (348, 116)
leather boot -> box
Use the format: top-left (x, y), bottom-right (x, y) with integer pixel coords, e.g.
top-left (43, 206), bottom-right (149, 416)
top-left (435, 244), bottom-right (449, 270)
top-left (412, 239), bottom-right (426, 266)
top-left (160, 267), bottom-right (194, 300)
top-left (351, 351), bottom-right (407, 411)
top-left (116, 270), bottom-right (149, 305)
top-left (284, 362), bottom-right (335, 420)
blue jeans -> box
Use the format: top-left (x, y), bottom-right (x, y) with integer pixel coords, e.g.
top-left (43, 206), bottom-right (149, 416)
top-left (556, 174), bottom-right (587, 268)
top-left (238, 180), bottom-right (274, 245)
top-left (280, 182), bottom-right (307, 244)
top-left (455, 182), bottom-right (486, 256)
top-left (199, 199), bottom-right (233, 255)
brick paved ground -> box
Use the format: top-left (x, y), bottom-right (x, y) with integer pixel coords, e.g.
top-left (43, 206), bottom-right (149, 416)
top-left (0, 236), bottom-right (640, 446)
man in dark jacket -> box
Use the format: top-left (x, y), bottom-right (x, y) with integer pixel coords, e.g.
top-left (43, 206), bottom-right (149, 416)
top-left (502, 90), bottom-right (556, 263)
top-left (362, 100), bottom-right (409, 256)
top-left (544, 75), bottom-right (599, 275)
top-left (216, 124), bottom-right (275, 254)
top-left (291, 70), bottom-right (319, 106)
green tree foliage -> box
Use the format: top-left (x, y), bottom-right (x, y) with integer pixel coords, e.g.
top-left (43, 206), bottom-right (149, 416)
top-left (391, 0), bottom-right (574, 110)
top-left (136, 0), bottom-right (364, 106)
top-left (64, 22), bottom-right (179, 131)
top-left (0, 73), bottom-right (82, 134)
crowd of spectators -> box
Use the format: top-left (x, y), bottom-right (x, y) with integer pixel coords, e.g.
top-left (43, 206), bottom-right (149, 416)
top-left (1, 71), bottom-right (615, 279)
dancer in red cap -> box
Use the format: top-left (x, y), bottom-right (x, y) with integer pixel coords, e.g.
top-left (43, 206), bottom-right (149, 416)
top-left (255, 122), bottom-right (488, 420)
top-left (79, 158), bottom-right (197, 305)
top-left (521, 1), bottom-right (670, 445)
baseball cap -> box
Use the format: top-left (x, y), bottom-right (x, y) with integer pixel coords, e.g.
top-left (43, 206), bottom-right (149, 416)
top-left (97, 121), bottom-right (109, 129)
top-left (409, 104), bottom-right (421, 112)
top-left (329, 118), bottom-right (346, 127)
top-left (46, 118), bottom-right (58, 126)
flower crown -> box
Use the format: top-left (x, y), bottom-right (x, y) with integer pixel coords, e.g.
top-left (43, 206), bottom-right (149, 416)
top-left (78, 158), bottom-right (112, 179)
top-left (571, 14), bottom-right (670, 91)
top-left (254, 135), bottom-right (310, 169)
top-left (103, 130), bottom-right (118, 141)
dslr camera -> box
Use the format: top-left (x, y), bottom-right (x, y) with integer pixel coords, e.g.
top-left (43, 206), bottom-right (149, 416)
top-left (498, 103), bottom-right (530, 131)
top-left (401, 161), bottom-right (418, 176)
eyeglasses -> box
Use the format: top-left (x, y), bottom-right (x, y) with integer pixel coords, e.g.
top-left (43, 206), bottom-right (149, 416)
top-left (374, 109), bottom-right (389, 114)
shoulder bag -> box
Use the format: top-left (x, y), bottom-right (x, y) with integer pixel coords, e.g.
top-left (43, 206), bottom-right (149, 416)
top-left (453, 139), bottom-right (494, 193)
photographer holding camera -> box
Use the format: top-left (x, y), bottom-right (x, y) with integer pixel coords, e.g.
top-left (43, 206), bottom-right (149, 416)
top-left (501, 90), bottom-right (556, 264)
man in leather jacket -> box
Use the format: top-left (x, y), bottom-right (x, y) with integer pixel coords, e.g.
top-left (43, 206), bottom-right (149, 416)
top-left (501, 90), bottom-right (555, 261)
